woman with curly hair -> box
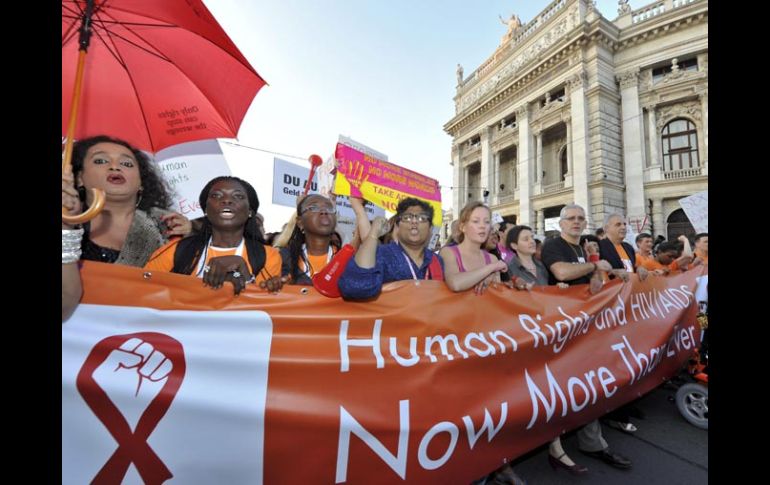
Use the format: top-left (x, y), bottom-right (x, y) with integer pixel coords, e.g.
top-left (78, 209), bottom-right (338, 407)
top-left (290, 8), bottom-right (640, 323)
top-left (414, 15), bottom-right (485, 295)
top-left (62, 135), bottom-right (191, 321)
top-left (144, 176), bottom-right (285, 295)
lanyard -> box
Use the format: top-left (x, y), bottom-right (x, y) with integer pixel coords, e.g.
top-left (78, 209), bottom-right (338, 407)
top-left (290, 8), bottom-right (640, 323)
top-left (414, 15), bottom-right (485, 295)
top-left (194, 237), bottom-right (245, 278)
top-left (301, 244), bottom-right (333, 277)
top-left (400, 249), bottom-right (431, 283)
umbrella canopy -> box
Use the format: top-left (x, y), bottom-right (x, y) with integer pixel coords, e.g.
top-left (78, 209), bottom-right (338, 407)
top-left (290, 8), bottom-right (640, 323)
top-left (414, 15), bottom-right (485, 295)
top-left (62, 0), bottom-right (266, 154)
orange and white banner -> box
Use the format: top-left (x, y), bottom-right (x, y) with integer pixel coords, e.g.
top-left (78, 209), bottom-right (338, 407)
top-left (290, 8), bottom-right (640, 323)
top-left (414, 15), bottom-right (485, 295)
top-left (63, 262), bottom-right (705, 484)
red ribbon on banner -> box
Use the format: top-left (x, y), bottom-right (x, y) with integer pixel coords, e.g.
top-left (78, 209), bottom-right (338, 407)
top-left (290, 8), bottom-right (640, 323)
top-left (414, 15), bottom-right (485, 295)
top-left (76, 332), bottom-right (186, 485)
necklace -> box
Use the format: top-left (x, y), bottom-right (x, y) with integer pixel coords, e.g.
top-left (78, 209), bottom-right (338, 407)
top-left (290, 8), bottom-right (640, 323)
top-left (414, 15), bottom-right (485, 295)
top-left (301, 244), bottom-right (334, 277)
top-left (195, 236), bottom-right (245, 277)
top-left (565, 240), bottom-right (585, 263)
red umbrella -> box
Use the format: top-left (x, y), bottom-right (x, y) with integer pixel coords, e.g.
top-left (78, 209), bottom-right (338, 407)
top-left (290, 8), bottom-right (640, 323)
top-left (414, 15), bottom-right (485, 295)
top-left (62, 0), bottom-right (266, 223)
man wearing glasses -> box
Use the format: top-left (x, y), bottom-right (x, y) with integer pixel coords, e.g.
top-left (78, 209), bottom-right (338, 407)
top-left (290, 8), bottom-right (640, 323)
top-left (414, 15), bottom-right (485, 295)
top-left (540, 203), bottom-right (633, 470)
top-left (338, 197), bottom-right (444, 300)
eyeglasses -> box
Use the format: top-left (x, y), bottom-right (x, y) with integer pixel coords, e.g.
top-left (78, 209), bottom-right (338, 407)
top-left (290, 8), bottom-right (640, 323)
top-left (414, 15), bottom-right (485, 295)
top-left (400, 213), bottom-right (431, 224)
top-left (302, 204), bottom-right (336, 215)
top-left (562, 215), bottom-right (586, 222)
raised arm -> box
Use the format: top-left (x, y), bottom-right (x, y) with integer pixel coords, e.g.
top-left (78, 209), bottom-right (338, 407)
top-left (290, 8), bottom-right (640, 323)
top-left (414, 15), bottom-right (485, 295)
top-left (354, 216), bottom-right (388, 269)
top-left (349, 196), bottom-right (372, 241)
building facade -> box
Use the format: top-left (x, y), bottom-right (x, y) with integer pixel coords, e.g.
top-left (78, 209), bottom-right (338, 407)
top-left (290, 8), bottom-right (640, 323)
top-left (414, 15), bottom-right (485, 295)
top-left (444, 0), bottom-right (707, 239)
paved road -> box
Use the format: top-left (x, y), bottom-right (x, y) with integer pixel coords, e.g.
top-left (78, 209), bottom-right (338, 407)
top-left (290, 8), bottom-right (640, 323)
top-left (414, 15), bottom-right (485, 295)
top-left (509, 383), bottom-right (708, 484)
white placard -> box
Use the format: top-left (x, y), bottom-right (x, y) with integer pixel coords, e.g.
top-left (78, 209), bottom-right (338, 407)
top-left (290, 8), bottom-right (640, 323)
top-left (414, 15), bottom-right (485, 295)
top-left (155, 140), bottom-right (231, 219)
top-left (272, 157), bottom-right (319, 207)
top-left (678, 191), bottom-right (708, 234)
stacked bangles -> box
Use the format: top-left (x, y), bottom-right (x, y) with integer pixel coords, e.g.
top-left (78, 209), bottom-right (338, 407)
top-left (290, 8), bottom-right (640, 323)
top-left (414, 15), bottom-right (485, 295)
top-left (62, 228), bottom-right (84, 264)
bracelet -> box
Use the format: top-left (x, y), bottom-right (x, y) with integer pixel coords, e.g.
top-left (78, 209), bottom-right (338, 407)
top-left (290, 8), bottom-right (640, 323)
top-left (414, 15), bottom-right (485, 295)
top-left (62, 228), bottom-right (84, 264)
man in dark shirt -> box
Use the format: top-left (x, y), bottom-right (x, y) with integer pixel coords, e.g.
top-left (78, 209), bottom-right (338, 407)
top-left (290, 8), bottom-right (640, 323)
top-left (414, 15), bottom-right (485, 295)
top-left (540, 203), bottom-right (633, 470)
top-left (541, 205), bottom-right (612, 286)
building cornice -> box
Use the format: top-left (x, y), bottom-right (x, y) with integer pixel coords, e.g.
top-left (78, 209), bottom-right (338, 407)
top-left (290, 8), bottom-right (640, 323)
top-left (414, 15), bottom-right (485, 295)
top-left (616, 4), bottom-right (708, 51)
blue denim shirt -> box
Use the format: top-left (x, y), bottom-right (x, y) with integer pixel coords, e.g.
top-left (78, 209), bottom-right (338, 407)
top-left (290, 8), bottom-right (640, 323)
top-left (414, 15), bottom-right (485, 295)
top-left (338, 242), bottom-right (444, 300)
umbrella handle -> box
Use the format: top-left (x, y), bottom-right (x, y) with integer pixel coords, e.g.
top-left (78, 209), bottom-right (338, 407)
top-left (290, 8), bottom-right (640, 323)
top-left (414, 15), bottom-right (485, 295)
top-left (62, 42), bottom-right (106, 225)
top-left (62, 188), bottom-right (106, 225)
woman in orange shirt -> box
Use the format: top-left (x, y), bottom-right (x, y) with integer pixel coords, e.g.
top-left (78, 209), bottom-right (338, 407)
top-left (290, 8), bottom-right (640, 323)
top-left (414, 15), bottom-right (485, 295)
top-left (280, 194), bottom-right (342, 285)
top-left (145, 176), bottom-right (285, 295)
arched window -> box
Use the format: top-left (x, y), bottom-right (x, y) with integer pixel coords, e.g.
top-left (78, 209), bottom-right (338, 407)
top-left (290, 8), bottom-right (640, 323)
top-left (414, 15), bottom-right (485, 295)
top-left (662, 118), bottom-right (699, 172)
top-left (666, 208), bottom-right (695, 241)
top-left (559, 145), bottom-right (568, 181)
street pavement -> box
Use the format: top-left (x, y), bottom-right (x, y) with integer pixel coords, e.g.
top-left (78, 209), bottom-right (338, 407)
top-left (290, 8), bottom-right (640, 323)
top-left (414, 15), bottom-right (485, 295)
top-left (509, 383), bottom-right (708, 484)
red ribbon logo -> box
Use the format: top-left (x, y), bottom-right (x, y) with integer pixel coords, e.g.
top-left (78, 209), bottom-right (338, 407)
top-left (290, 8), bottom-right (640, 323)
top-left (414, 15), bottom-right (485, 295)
top-left (76, 332), bottom-right (186, 485)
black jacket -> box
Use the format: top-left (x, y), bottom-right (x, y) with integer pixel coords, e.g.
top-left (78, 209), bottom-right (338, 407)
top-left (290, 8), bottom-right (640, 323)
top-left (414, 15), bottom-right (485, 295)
top-left (598, 238), bottom-right (637, 271)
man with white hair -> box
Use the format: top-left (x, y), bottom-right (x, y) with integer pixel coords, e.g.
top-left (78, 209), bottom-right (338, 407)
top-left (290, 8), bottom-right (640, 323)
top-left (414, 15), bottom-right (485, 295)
top-left (598, 213), bottom-right (649, 282)
top-left (540, 203), bottom-right (633, 470)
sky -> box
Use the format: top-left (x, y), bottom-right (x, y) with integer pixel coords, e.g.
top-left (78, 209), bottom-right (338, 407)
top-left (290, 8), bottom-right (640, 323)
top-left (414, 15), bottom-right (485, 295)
top-left (200, 0), bottom-right (638, 232)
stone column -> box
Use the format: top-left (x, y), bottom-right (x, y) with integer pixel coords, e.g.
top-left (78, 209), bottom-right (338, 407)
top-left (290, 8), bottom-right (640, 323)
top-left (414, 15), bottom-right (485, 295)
top-left (651, 198), bottom-right (664, 239)
top-left (535, 131), bottom-right (543, 184)
top-left (617, 68), bottom-right (647, 221)
top-left (451, 144), bottom-right (463, 220)
top-left (568, 71), bottom-right (590, 212)
top-left (480, 127), bottom-right (493, 204)
top-left (646, 104), bottom-right (662, 181)
top-left (564, 116), bottom-right (573, 187)
top-left (516, 104), bottom-right (533, 225)
top-left (700, 90), bottom-right (708, 175)
top-left (536, 209), bottom-right (545, 235)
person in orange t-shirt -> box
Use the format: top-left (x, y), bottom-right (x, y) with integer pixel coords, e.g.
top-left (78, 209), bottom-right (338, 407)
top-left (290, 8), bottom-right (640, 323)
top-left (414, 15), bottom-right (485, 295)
top-left (693, 232), bottom-right (708, 266)
top-left (640, 237), bottom-right (693, 276)
top-left (279, 194), bottom-right (343, 285)
top-left (634, 233), bottom-right (654, 268)
top-left (598, 213), bottom-right (649, 282)
top-left (145, 176), bottom-right (284, 295)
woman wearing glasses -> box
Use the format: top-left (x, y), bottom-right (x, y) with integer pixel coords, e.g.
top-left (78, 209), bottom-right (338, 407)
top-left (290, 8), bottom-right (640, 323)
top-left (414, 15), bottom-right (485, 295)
top-left (280, 194), bottom-right (342, 284)
top-left (144, 176), bottom-right (285, 295)
top-left (338, 197), bottom-right (444, 300)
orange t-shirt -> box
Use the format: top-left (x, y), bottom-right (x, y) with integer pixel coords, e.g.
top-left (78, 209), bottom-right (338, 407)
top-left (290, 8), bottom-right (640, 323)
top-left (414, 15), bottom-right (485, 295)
top-left (640, 257), bottom-right (680, 275)
top-left (635, 252), bottom-right (653, 268)
top-left (694, 249), bottom-right (708, 266)
top-left (145, 239), bottom-right (282, 284)
top-left (615, 244), bottom-right (634, 272)
top-left (300, 251), bottom-right (334, 277)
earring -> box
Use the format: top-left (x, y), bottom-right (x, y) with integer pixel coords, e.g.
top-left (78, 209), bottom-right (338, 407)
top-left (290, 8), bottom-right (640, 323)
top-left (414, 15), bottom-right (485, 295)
top-left (135, 189), bottom-right (143, 208)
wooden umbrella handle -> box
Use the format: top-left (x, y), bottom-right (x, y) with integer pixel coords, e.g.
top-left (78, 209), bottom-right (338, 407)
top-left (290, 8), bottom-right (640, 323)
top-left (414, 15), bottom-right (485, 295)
top-left (62, 48), bottom-right (106, 224)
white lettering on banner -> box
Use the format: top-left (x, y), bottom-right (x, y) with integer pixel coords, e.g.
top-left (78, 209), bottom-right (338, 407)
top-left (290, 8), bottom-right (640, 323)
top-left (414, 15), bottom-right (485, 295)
top-left (339, 319), bottom-right (385, 372)
top-left (418, 421), bottom-right (460, 470)
top-left (336, 400), bottom-right (508, 481)
top-left (388, 337), bottom-right (420, 367)
top-left (612, 326), bottom-right (697, 384)
top-left (425, 334), bottom-right (469, 361)
top-left (626, 286), bottom-right (695, 323)
top-left (339, 320), bottom-right (520, 372)
top-left (525, 363), bottom-right (617, 429)
top-left (593, 296), bottom-right (628, 330)
top-left (462, 403), bottom-right (508, 449)
top-left (519, 308), bottom-right (593, 354)
top-left (336, 400), bottom-right (410, 482)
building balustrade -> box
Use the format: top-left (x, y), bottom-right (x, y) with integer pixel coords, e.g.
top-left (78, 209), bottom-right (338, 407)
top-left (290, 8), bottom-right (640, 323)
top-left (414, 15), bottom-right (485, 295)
top-left (663, 167), bottom-right (702, 180)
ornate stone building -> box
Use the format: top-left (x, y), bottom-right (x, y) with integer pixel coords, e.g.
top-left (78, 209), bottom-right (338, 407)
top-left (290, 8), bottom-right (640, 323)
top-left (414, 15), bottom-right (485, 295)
top-left (444, 0), bottom-right (707, 239)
